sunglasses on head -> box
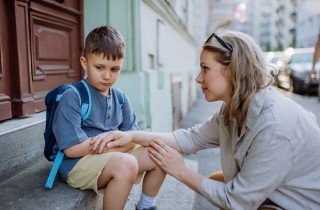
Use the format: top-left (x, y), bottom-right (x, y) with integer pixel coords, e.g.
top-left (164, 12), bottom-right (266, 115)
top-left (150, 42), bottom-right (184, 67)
top-left (205, 32), bottom-right (233, 53)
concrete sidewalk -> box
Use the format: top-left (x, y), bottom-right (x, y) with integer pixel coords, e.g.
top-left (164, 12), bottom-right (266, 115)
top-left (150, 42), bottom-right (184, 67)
top-left (180, 89), bottom-right (222, 210)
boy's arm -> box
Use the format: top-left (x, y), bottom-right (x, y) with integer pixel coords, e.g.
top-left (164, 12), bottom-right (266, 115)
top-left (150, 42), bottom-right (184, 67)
top-left (63, 137), bottom-right (92, 158)
top-left (65, 136), bottom-right (137, 157)
top-left (53, 90), bottom-right (92, 158)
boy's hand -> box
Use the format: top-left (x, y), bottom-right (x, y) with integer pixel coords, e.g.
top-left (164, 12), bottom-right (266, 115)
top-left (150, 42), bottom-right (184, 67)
top-left (90, 131), bottom-right (133, 153)
top-left (89, 138), bottom-right (99, 154)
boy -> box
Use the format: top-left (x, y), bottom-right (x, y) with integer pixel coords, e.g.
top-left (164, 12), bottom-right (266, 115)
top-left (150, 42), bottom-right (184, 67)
top-left (52, 26), bottom-right (165, 210)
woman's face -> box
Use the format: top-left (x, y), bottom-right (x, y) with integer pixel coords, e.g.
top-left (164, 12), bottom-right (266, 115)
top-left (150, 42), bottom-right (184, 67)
top-left (196, 49), bottom-right (232, 103)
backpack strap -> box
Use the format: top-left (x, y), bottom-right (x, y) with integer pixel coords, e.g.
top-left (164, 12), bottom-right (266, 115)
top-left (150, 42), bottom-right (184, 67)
top-left (45, 151), bottom-right (64, 188)
top-left (73, 80), bottom-right (92, 120)
top-left (45, 80), bottom-right (91, 189)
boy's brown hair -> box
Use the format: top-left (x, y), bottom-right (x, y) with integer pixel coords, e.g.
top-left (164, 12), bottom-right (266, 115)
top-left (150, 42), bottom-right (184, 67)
top-left (84, 25), bottom-right (125, 60)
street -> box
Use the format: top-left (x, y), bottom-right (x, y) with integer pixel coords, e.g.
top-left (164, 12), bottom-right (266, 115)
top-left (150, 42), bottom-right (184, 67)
top-left (180, 87), bottom-right (320, 210)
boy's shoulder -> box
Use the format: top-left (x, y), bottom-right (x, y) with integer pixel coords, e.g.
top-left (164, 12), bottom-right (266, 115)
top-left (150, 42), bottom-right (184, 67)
top-left (111, 87), bottom-right (126, 106)
top-left (57, 80), bottom-right (91, 110)
top-left (111, 87), bottom-right (125, 95)
top-left (59, 88), bottom-right (81, 105)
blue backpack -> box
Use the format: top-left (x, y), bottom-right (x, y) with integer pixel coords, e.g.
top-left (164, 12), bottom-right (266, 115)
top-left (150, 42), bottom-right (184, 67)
top-left (44, 80), bottom-right (125, 189)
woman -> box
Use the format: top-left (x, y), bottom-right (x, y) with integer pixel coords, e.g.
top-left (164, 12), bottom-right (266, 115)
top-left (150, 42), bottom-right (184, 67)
top-left (90, 31), bottom-right (320, 209)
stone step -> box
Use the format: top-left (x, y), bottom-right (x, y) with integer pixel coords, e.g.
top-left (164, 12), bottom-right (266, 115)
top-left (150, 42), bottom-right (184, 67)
top-left (0, 112), bottom-right (46, 182)
top-left (0, 160), bottom-right (102, 210)
top-left (0, 156), bottom-right (198, 210)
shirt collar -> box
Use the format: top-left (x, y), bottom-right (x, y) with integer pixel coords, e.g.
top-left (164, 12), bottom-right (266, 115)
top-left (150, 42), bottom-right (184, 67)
top-left (245, 87), bottom-right (270, 130)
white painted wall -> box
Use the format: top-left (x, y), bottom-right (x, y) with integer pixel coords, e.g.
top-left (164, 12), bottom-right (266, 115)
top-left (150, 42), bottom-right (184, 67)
top-left (140, 2), bottom-right (198, 69)
top-left (138, 1), bottom-right (202, 131)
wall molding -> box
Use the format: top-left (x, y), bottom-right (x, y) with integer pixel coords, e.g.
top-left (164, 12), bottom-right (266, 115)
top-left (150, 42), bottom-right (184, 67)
top-left (143, 0), bottom-right (196, 47)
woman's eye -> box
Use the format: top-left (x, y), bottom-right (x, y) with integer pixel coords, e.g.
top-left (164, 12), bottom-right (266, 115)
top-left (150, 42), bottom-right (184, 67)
top-left (202, 67), bottom-right (209, 72)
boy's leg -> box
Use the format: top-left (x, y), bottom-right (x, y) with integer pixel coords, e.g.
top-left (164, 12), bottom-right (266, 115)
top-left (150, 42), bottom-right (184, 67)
top-left (136, 147), bottom-right (166, 209)
top-left (97, 152), bottom-right (138, 210)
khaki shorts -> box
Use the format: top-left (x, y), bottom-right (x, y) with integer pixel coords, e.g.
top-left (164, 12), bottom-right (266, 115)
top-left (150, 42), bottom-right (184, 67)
top-left (66, 145), bottom-right (144, 194)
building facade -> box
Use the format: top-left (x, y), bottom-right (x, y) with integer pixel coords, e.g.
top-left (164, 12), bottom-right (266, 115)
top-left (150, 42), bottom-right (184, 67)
top-left (295, 0), bottom-right (320, 48)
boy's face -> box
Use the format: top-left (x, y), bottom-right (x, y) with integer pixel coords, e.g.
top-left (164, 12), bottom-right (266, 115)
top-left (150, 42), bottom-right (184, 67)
top-left (80, 53), bottom-right (123, 95)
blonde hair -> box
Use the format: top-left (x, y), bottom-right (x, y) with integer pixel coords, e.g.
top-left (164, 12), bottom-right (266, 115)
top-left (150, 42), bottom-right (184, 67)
top-left (203, 31), bottom-right (273, 132)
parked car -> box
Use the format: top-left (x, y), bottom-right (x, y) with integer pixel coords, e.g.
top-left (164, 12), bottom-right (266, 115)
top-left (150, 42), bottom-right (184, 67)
top-left (275, 48), bottom-right (319, 94)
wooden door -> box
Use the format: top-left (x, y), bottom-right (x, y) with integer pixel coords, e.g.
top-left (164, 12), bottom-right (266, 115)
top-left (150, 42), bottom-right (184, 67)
top-left (0, 0), bottom-right (83, 121)
top-left (0, 0), bottom-right (13, 121)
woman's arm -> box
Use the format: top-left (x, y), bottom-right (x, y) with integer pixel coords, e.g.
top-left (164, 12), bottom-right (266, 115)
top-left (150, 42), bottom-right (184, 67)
top-left (91, 130), bottom-right (182, 153)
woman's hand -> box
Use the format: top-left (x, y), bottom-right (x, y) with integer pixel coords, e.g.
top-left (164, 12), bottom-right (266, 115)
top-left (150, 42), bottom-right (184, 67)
top-left (89, 130), bottom-right (134, 153)
top-left (148, 139), bottom-right (186, 178)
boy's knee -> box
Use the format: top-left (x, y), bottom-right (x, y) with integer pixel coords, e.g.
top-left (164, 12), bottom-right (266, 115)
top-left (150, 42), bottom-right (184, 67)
top-left (110, 153), bottom-right (138, 180)
top-left (136, 147), bottom-right (166, 175)
top-left (139, 147), bottom-right (158, 168)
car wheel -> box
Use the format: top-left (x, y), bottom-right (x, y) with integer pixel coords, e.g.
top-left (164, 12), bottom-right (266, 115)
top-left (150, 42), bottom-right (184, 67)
top-left (290, 79), bottom-right (305, 95)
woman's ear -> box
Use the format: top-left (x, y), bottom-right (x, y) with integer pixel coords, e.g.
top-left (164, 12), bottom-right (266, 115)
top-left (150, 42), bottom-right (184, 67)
top-left (80, 56), bottom-right (87, 71)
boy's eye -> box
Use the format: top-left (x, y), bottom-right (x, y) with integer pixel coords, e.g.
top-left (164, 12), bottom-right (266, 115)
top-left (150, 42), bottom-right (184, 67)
top-left (111, 68), bottom-right (120, 72)
top-left (95, 66), bottom-right (103, 70)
